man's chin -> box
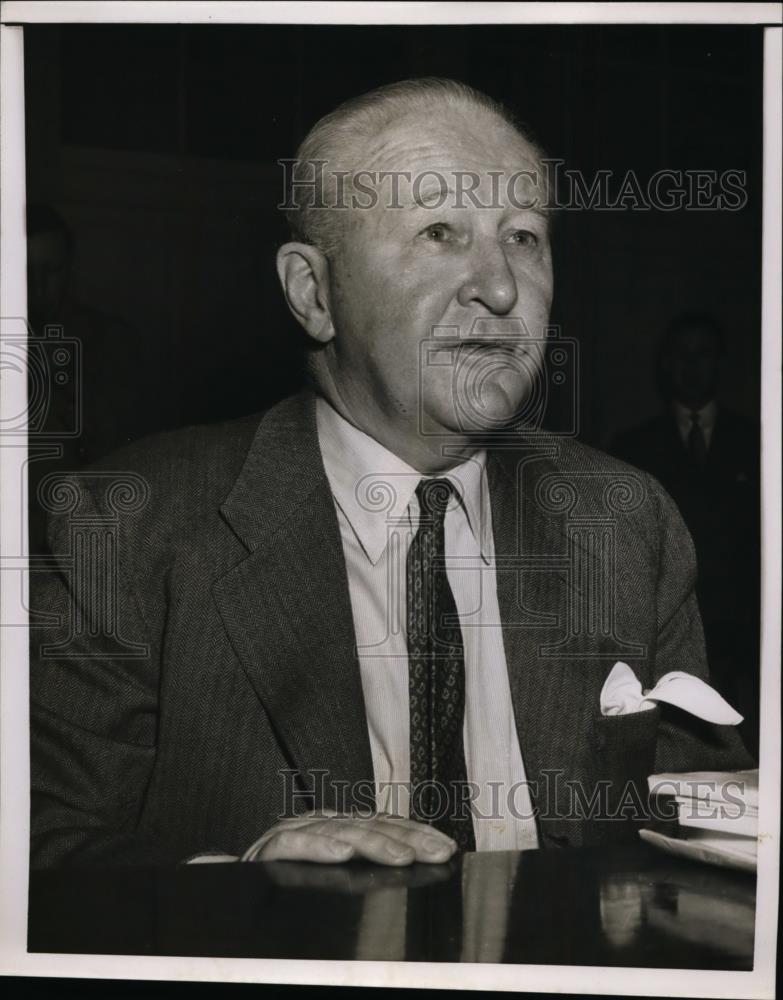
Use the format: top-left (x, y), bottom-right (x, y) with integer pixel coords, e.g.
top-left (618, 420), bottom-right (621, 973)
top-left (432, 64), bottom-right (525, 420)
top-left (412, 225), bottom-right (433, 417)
top-left (427, 394), bottom-right (528, 439)
top-left (474, 381), bottom-right (527, 425)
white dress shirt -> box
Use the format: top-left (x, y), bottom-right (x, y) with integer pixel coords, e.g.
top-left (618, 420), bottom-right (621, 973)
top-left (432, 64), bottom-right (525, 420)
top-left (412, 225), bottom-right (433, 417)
top-left (673, 399), bottom-right (717, 450)
top-left (316, 397), bottom-right (539, 852)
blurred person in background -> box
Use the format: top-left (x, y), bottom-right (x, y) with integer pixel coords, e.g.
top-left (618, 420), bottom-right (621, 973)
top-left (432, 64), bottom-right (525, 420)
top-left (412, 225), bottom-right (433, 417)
top-left (27, 204), bottom-right (153, 551)
top-left (613, 313), bottom-right (760, 756)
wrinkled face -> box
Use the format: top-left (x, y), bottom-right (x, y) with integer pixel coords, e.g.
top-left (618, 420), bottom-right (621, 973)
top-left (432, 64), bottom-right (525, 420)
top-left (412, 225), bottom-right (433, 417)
top-left (321, 105), bottom-right (554, 450)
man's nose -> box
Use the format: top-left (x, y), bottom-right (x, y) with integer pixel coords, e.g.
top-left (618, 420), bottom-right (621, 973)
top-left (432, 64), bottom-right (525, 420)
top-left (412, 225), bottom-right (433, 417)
top-left (456, 242), bottom-right (518, 315)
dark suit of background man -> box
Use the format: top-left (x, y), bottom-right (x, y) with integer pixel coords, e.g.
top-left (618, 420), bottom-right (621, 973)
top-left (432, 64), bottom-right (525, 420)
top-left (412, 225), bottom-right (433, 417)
top-left (30, 80), bottom-right (753, 870)
top-left (613, 315), bottom-right (760, 757)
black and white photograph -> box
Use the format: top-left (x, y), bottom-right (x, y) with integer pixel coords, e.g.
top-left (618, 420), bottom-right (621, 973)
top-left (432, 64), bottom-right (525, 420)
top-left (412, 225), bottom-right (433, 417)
top-left (0, 2), bottom-right (780, 995)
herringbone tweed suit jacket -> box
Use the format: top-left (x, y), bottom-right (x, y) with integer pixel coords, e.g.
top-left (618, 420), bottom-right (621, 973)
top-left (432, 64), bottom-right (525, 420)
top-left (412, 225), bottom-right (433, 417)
top-left (30, 390), bottom-right (753, 867)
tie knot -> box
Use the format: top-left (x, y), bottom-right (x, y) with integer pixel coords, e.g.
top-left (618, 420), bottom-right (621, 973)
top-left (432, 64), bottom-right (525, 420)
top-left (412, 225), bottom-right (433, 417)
top-left (416, 478), bottom-right (456, 520)
top-left (690, 410), bottom-right (701, 426)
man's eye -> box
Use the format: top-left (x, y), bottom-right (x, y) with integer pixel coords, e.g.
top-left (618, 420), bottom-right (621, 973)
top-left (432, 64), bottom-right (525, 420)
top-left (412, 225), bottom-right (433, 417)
top-left (420, 223), bottom-right (452, 242)
top-left (506, 230), bottom-right (538, 247)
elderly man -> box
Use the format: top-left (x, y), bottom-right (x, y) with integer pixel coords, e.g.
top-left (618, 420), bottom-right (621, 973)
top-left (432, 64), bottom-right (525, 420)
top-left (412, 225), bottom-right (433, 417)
top-left (30, 78), bottom-right (752, 869)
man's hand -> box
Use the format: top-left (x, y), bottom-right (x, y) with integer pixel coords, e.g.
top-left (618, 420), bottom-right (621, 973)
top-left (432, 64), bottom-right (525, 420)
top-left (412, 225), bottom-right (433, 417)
top-left (241, 810), bottom-right (458, 865)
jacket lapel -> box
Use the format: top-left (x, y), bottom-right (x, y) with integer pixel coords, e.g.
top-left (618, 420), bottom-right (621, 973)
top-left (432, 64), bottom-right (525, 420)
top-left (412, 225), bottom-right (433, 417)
top-left (212, 391), bottom-right (374, 808)
top-left (488, 444), bottom-right (592, 836)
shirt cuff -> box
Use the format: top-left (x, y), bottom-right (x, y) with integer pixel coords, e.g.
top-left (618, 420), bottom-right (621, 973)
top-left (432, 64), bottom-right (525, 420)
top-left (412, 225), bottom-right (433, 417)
top-left (181, 851), bottom-right (240, 864)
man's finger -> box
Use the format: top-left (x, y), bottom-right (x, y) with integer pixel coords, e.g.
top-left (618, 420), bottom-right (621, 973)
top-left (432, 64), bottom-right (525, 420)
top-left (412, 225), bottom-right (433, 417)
top-left (370, 817), bottom-right (457, 862)
top-left (252, 829), bottom-right (355, 863)
top-left (304, 820), bottom-right (417, 865)
top-left (373, 814), bottom-right (458, 843)
top-left (243, 812), bottom-right (458, 865)
top-left (374, 814), bottom-right (458, 842)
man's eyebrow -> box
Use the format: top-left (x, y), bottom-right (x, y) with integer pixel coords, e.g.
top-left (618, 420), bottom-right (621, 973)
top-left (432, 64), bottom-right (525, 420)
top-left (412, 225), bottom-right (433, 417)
top-left (406, 189), bottom-right (552, 217)
top-left (515, 205), bottom-right (551, 223)
top-left (403, 180), bottom-right (553, 219)
top-left (410, 185), bottom-right (457, 209)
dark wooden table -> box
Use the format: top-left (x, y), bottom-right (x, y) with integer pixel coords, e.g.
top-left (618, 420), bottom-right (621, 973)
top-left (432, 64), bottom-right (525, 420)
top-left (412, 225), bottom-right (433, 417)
top-left (28, 843), bottom-right (755, 967)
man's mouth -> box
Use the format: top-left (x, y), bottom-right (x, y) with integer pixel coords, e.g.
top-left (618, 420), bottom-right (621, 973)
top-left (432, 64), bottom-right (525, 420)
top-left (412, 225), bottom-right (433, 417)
top-left (453, 340), bottom-right (530, 358)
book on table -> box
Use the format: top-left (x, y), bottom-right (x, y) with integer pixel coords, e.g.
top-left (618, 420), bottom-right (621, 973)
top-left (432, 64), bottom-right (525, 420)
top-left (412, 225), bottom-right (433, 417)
top-left (641, 769), bottom-right (759, 873)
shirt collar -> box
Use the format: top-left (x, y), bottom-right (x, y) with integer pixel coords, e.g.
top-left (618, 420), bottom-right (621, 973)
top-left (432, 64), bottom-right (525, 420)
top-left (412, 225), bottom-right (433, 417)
top-left (673, 398), bottom-right (718, 436)
top-left (315, 396), bottom-right (491, 566)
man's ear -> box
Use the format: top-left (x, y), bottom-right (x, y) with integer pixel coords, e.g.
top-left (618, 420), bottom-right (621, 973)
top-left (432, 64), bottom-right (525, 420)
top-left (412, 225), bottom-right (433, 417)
top-left (276, 242), bottom-right (335, 345)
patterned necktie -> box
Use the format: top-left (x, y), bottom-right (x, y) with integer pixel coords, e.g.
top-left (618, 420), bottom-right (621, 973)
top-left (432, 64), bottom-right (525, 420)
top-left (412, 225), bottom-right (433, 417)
top-left (688, 410), bottom-right (708, 468)
top-left (407, 478), bottom-right (476, 852)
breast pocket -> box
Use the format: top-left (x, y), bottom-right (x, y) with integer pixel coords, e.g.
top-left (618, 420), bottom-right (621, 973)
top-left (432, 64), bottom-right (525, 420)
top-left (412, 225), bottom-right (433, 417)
top-left (595, 704), bottom-right (661, 754)
top-left (579, 706), bottom-right (661, 845)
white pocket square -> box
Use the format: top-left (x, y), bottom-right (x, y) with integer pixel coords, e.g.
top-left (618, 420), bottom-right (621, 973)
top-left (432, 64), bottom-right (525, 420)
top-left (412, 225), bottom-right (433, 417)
top-left (600, 661), bottom-right (743, 725)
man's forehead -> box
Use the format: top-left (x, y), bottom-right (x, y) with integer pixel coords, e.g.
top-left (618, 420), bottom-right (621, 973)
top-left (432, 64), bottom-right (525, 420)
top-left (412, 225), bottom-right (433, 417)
top-left (360, 106), bottom-right (543, 179)
top-left (318, 109), bottom-right (550, 219)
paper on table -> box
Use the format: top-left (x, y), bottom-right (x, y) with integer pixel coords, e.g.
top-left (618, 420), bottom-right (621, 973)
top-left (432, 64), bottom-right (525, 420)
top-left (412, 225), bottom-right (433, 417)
top-left (642, 769), bottom-right (759, 872)
top-left (639, 827), bottom-right (757, 874)
top-left (600, 661), bottom-right (743, 724)
top-left (677, 805), bottom-right (758, 838)
top-left (648, 769), bottom-right (759, 810)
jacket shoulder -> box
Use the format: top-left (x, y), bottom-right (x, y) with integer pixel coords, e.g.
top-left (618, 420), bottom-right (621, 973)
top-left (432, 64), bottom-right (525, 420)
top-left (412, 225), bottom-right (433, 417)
top-left (546, 433), bottom-right (646, 475)
top-left (39, 413), bottom-right (264, 561)
top-left (84, 412), bottom-right (263, 513)
top-left (516, 429), bottom-right (655, 480)
top-left (505, 430), bottom-right (685, 542)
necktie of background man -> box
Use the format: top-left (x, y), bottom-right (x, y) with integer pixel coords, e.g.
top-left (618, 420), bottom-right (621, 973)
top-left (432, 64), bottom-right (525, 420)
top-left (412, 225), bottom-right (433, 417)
top-left (688, 410), bottom-right (708, 468)
top-left (407, 478), bottom-right (476, 852)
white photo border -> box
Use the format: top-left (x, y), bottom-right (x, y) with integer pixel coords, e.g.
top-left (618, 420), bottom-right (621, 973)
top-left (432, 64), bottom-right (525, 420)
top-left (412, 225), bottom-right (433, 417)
top-left (1, 3), bottom-right (780, 996)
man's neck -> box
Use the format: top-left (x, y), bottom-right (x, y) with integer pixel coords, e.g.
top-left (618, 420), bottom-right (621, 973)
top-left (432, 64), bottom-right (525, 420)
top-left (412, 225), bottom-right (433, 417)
top-left (315, 392), bottom-right (482, 474)
top-left (672, 397), bottom-right (717, 416)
